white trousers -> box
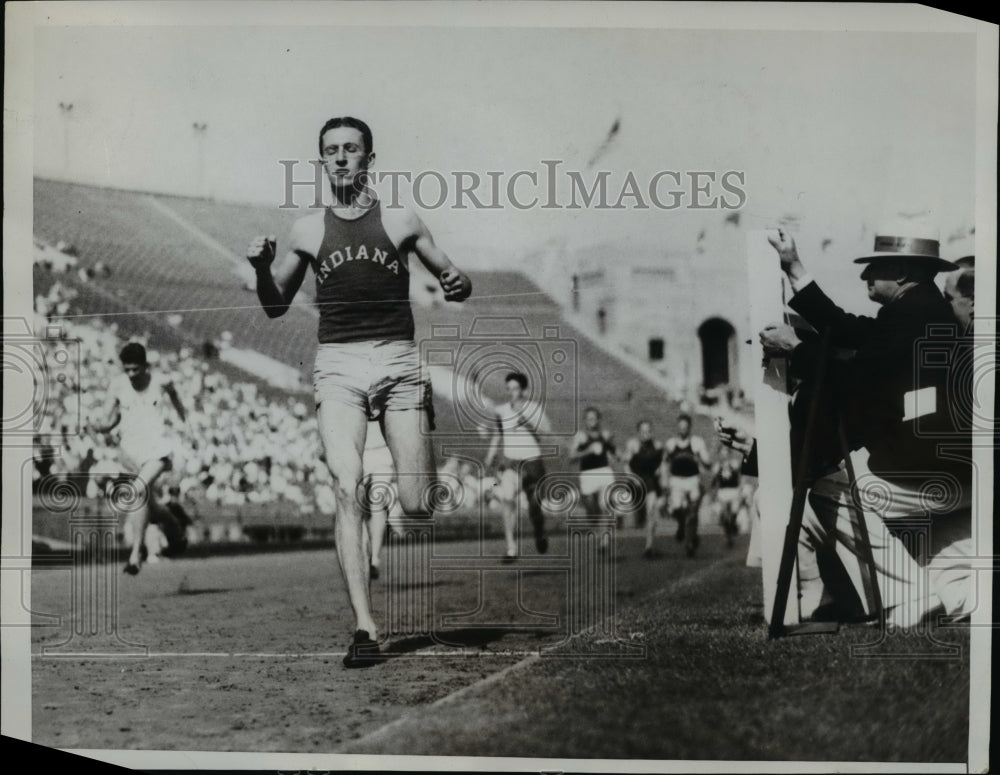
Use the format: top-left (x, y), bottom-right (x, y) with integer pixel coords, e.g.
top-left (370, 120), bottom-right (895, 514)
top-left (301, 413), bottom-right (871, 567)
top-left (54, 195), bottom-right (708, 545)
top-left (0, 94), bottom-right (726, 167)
top-left (802, 450), bottom-right (973, 627)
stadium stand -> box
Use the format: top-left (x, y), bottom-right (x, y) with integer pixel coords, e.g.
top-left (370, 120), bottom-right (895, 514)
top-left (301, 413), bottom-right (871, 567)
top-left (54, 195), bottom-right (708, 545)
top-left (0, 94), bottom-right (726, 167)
top-left (32, 179), bottom-right (723, 547)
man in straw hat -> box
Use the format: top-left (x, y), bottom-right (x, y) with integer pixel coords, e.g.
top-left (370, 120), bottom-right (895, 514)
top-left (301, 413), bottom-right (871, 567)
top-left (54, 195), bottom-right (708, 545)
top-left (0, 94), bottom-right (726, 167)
top-left (763, 223), bottom-right (973, 627)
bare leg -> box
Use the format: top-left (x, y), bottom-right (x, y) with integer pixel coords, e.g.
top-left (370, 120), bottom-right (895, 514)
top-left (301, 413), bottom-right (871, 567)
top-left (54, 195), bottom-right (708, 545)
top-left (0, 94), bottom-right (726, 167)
top-left (367, 474), bottom-right (391, 572)
top-left (684, 494), bottom-right (702, 557)
top-left (523, 464), bottom-right (547, 553)
top-left (644, 493), bottom-right (659, 552)
top-left (501, 497), bottom-right (518, 557)
top-left (582, 491), bottom-right (611, 551)
top-left (122, 458), bottom-right (168, 571)
top-left (317, 403), bottom-right (374, 637)
top-left (382, 409), bottom-right (436, 518)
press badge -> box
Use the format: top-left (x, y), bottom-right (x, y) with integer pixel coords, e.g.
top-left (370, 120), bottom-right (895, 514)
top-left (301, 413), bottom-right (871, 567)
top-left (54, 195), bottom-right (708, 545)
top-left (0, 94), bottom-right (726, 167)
top-left (903, 386), bottom-right (937, 421)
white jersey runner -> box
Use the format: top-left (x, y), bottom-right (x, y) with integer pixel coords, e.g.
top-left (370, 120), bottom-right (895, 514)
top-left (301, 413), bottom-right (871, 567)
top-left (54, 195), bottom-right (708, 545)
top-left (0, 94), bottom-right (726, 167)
top-left (110, 372), bottom-right (174, 468)
top-left (496, 400), bottom-right (549, 461)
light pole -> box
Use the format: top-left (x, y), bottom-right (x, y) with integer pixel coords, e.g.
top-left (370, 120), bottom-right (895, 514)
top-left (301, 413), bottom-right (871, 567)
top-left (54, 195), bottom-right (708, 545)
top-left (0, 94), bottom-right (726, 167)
top-left (192, 122), bottom-right (208, 198)
top-left (59, 102), bottom-right (74, 175)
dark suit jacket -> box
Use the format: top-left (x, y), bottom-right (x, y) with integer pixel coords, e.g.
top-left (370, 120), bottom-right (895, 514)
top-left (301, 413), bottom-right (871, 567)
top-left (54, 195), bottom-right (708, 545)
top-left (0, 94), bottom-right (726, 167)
top-left (788, 281), bottom-right (970, 487)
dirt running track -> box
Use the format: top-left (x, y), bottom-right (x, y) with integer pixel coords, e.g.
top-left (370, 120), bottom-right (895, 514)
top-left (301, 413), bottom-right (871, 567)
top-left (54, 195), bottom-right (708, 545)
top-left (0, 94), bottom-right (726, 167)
top-left (29, 530), bottom-right (970, 760)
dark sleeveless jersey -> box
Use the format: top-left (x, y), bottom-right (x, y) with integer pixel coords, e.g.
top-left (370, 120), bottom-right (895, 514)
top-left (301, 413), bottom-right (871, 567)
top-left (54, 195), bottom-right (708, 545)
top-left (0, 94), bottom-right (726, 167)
top-left (312, 203), bottom-right (413, 344)
top-left (577, 430), bottom-right (614, 471)
top-left (629, 439), bottom-right (664, 479)
top-left (667, 437), bottom-right (700, 477)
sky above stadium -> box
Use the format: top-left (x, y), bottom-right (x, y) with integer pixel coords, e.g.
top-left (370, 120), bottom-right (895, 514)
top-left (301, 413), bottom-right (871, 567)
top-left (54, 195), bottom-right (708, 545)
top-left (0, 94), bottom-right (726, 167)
top-left (32, 16), bottom-right (979, 309)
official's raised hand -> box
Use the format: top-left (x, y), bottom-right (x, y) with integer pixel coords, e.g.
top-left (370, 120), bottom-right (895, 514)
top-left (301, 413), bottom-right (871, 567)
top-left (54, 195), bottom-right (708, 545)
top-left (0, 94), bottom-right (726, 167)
top-left (767, 227), bottom-right (802, 276)
top-left (247, 235), bottom-right (277, 271)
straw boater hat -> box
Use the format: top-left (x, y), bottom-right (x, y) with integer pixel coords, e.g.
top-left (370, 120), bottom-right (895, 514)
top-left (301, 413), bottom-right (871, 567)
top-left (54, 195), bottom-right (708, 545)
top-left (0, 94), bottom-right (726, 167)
top-left (853, 223), bottom-right (959, 273)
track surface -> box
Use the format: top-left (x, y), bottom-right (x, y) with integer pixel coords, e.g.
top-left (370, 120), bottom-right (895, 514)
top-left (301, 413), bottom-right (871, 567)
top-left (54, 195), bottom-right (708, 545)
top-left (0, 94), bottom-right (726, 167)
top-left (30, 529), bottom-right (970, 760)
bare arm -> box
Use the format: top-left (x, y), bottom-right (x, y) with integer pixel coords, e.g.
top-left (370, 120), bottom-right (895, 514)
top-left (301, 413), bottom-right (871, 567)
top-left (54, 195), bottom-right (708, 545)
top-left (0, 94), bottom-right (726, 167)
top-left (695, 437), bottom-right (713, 468)
top-left (91, 398), bottom-right (121, 435)
top-left (484, 431), bottom-right (500, 470)
top-left (247, 220), bottom-right (313, 318)
top-left (604, 431), bottom-right (620, 465)
top-left (393, 208), bottom-right (472, 302)
top-left (567, 432), bottom-right (589, 462)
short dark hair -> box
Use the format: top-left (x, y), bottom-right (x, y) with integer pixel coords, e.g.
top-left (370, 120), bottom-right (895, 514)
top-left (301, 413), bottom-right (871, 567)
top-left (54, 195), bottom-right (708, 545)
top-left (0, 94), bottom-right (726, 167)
top-left (318, 116), bottom-right (373, 156)
top-left (678, 412), bottom-right (692, 424)
top-left (584, 406), bottom-right (601, 419)
top-left (119, 342), bottom-right (147, 366)
top-left (505, 372), bottom-right (528, 390)
top-left (636, 419), bottom-right (651, 431)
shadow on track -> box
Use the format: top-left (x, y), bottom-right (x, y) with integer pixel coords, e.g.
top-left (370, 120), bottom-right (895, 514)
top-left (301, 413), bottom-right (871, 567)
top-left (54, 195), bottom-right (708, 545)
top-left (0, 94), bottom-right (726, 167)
top-left (382, 626), bottom-right (553, 657)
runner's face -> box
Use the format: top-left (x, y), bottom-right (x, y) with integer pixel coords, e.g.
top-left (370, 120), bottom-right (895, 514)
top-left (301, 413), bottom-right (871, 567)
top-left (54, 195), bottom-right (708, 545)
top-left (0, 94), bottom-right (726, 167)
top-left (585, 410), bottom-right (599, 430)
top-left (320, 127), bottom-right (371, 189)
top-left (122, 362), bottom-right (146, 385)
top-left (678, 419), bottom-right (690, 437)
top-left (505, 379), bottom-right (523, 402)
top-left (638, 423), bottom-right (652, 441)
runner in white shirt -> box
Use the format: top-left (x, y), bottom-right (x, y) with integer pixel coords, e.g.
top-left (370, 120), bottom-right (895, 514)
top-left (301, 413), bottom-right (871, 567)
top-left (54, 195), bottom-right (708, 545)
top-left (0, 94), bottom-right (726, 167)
top-left (484, 372), bottom-right (551, 561)
top-left (90, 343), bottom-right (188, 575)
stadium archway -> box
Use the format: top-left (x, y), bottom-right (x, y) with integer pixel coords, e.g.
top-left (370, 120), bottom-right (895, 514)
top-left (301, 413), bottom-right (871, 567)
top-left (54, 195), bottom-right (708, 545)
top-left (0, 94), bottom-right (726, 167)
top-left (697, 317), bottom-right (736, 389)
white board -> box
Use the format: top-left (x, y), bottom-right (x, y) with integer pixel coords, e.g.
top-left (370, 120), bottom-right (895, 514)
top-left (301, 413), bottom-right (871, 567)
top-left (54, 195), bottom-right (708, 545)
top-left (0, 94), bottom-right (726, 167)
top-left (746, 230), bottom-right (799, 626)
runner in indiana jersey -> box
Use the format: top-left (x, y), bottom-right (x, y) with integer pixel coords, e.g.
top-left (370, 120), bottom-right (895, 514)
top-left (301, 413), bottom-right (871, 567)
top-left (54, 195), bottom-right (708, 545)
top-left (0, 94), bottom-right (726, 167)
top-left (484, 372), bottom-right (551, 561)
top-left (247, 116), bottom-right (472, 668)
top-left (664, 412), bottom-right (712, 557)
top-left (89, 342), bottom-right (188, 575)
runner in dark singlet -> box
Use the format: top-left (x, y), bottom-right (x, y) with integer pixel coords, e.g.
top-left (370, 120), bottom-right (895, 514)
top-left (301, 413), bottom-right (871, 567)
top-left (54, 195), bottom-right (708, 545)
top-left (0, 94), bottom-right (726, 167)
top-left (247, 117), bottom-right (472, 667)
top-left (664, 412), bottom-right (712, 557)
top-left (712, 454), bottom-right (743, 548)
top-left (569, 407), bottom-right (618, 549)
top-left (627, 420), bottom-right (666, 559)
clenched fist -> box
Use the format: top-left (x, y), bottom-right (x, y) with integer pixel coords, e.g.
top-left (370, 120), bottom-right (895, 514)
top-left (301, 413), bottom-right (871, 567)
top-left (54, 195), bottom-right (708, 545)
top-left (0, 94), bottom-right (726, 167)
top-left (440, 266), bottom-right (472, 302)
top-left (714, 416), bottom-right (754, 456)
top-left (247, 235), bottom-right (277, 271)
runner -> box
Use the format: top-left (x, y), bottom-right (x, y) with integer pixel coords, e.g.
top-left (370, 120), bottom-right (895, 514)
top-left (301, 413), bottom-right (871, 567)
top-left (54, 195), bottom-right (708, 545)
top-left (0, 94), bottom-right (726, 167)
top-left (483, 372), bottom-right (551, 561)
top-left (89, 342), bottom-right (188, 575)
top-left (664, 412), bottom-right (712, 557)
top-left (246, 116), bottom-right (472, 667)
top-left (627, 420), bottom-right (666, 559)
top-left (569, 407), bottom-right (618, 549)
top-left (711, 452), bottom-right (743, 548)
